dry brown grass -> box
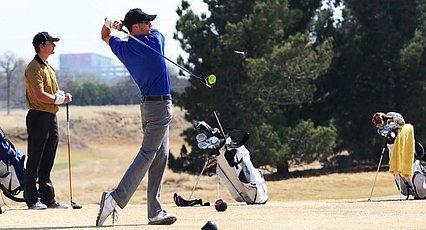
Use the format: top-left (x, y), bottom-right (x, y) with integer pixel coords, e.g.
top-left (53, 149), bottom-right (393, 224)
top-left (1, 104), bottom-right (190, 154)
top-left (0, 105), bottom-right (399, 203)
top-left (0, 105), bottom-right (412, 229)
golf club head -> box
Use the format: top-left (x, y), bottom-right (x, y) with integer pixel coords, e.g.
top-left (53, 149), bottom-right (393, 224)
top-left (377, 124), bottom-right (392, 137)
top-left (198, 142), bottom-right (210, 150)
top-left (209, 136), bottom-right (218, 144)
top-left (195, 121), bottom-right (213, 133)
top-left (197, 136), bottom-right (222, 150)
top-left (196, 133), bottom-right (208, 143)
top-left (71, 200), bottom-right (82, 209)
top-left (211, 128), bottom-right (221, 136)
top-left (204, 74), bottom-right (216, 88)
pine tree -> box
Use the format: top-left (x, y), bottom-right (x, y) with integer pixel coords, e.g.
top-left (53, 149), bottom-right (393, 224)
top-left (173, 0), bottom-right (336, 175)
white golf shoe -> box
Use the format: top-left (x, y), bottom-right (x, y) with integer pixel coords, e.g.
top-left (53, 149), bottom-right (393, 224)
top-left (96, 192), bottom-right (117, 226)
top-left (28, 200), bottom-right (47, 210)
top-left (148, 210), bottom-right (177, 225)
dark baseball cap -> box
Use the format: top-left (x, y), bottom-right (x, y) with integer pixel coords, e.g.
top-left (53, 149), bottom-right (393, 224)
top-left (123, 8), bottom-right (156, 29)
top-left (32, 32), bottom-right (60, 47)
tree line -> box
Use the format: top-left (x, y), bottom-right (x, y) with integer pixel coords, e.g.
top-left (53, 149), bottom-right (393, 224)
top-left (169, 0), bottom-right (426, 176)
top-left (1, 0), bottom-right (425, 177)
top-left (0, 61), bottom-right (185, 108)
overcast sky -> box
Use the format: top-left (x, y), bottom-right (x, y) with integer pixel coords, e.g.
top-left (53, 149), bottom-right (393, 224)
top-left (0, 0), bottom-right (207, 69)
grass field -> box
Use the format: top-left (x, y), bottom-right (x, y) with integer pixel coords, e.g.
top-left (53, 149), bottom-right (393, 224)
top-left (0, 105), bottom-right (399, 202)
top-left (0, 105), bottom-right (410, 229)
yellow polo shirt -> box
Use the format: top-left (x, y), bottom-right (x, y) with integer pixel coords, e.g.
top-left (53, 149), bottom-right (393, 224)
top-left (25, 56), bottom-right (60, 114)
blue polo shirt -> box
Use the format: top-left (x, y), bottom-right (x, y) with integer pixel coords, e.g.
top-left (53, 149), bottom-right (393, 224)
top-left (109, 29), bottom-right (171, 96)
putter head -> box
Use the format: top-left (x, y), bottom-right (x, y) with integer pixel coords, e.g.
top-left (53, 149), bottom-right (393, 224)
top-left (71, 200), bottom-right (82, 209)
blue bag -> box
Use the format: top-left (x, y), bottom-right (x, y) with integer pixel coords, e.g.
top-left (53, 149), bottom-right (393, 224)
top-left (0, 128), bottom-right (26, 202)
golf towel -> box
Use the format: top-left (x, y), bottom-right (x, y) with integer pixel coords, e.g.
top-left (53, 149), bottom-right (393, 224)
top-left (389, 123), bottom-right (415, 178)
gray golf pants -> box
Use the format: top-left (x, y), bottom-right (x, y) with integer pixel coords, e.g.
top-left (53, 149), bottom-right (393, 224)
top-left (111, 100), bottom-right (172, 218)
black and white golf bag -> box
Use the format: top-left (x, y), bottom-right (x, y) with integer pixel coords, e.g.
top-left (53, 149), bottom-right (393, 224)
top-left (195, 121), bottom-right (268, 204)
top-left (215, 141), bottom-right (268, 204)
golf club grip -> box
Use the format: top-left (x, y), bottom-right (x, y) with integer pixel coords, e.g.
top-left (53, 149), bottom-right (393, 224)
top-left (66, 103), bottom-right (69, 121)
top-left (214, 111), bottom-right (225, 135)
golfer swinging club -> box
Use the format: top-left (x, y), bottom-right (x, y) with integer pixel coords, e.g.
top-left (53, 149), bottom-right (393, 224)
top-left (96, 8), bottom-right (176, 226)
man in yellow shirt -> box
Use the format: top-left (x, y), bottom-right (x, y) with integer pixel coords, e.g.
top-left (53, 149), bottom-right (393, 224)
top-left (24, 32), bottom-right (72, 210)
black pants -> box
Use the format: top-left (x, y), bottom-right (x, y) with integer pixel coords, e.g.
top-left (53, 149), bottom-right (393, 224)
top-left (24, 110), bottom-right (58, 206)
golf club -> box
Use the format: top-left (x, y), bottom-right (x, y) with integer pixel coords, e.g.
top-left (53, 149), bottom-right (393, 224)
top-left (66, 103), bottom-right (82, 209)
top-left (189, 160), bottom-right (209, 200)
top-left (213, 111), bottom-right (225, 136)
top-left (111, 21), bottom-right (216, 88)
top-left (188, 156), bottom-right (217, 200)
top-left (367, 139), bottom-right (387, 201)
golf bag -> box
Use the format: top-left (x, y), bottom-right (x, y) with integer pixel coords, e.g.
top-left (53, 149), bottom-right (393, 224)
top-left (0, 128), bottom-right (26, 202)
top-left (195, 121), bottom-right (268, 204)
top-left (392, 142), bottom-right (426, 199)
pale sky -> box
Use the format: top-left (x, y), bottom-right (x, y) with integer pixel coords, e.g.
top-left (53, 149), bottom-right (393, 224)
top-left (0, 0), bottom-right (207, 69)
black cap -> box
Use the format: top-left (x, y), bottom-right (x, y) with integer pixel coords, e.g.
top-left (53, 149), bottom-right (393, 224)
top-left (123, 8), bottom-right (156, 29)
top-left (32, 32), bottom-right (60, 47)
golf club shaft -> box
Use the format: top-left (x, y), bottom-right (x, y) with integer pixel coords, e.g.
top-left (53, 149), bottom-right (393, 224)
top-left (121, 29), bottom-right (206, 83)
top-left (368, 143), bottom-right (386, 201)
top-left (66, 103), bottom-right (73, 203)
top-left (213, 111), bottom-right (225, 135)
top-left (189, 161), bottom-right (208, 200)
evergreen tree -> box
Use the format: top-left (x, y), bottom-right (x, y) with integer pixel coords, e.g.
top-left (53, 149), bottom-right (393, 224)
top-left (173, 0), bottom-right (336, 175)
top-left (309, 0), bottom-right (426, 161)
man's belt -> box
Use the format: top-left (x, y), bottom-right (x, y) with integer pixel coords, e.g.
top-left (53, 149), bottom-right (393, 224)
top-left (142, 95), bottom-right (172, 101)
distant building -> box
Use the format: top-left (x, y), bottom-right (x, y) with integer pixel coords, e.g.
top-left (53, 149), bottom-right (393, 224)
top-left (58, 53), bottom-right (129, 82)
top-left (58, 52), bottom-right (189, 92)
